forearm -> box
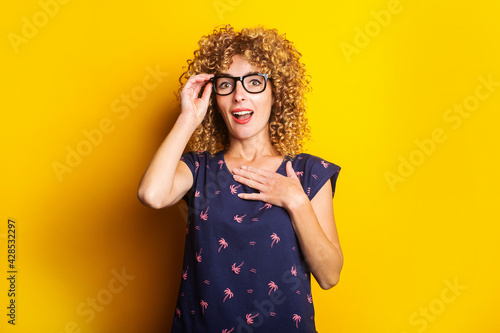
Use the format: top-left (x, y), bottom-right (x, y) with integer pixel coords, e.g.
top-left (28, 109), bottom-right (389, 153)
top-left (137, 114), bottom-right (197, 208)
top-left (287, 197), bottom-right (343, 289)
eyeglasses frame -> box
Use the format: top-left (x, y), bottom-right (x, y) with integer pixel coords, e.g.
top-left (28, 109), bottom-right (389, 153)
top-left (210, 73), bottom-right (270, 96)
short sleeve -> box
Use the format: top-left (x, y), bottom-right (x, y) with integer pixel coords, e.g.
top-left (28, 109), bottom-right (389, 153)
top-left (292, 154), bottom-right (341, 200)
top-left (179, 151), bottom-right (205, 202)
top-left (180, 151), bottom-right (198, 176)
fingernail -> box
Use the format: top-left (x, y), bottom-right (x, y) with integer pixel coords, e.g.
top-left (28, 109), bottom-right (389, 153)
top-left (233, 168), bottom-right (239, 174)
top-left (241, 165), bottom-right (247, 170)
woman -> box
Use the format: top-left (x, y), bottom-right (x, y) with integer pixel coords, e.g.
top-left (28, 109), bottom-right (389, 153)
top-left (138, 25), bottom-right (343, 332)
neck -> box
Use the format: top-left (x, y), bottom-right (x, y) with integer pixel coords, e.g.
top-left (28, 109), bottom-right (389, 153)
top-left (225, 133), bottom-right (280, 162)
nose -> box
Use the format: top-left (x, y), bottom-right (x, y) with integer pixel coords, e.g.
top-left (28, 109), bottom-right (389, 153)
top-left (233, 80), bottom-right (246, 102)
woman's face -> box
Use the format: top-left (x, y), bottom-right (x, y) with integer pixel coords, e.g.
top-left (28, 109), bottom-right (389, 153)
top-left (215, 55), bottom-right (274, 144)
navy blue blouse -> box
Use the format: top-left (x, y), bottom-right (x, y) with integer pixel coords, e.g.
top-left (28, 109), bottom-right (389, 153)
top-left (171, 150), bottom-right (340, 332)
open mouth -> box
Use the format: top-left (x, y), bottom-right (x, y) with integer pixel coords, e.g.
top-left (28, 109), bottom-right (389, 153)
top-left (231, 110), bottom-right (253, 124)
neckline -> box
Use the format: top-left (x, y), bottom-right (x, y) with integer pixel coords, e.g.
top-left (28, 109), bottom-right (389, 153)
top-left (220, 150), bottom-right (288, 176)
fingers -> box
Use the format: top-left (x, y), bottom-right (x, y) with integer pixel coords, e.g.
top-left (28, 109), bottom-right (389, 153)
top-left (200, 81), bottom-right (213, 102)
top-left (237, 192), bottom-right (262, 200)
top-left (192, 75), bottom-right (214, 98)
top-left (240, 165), bottom-right (273, 178)
top-left (182, 74), bottom-right (214, 98)
top-left (233, 167), bottom-right (265, 186)
top-left (233, 172), bottom-right (262, 191)
top-left (285, 161), bottom-right (297, 178)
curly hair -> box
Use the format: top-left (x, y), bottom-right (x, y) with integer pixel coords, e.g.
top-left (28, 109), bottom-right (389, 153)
top-left (178, 24), bottom-right (311, 158)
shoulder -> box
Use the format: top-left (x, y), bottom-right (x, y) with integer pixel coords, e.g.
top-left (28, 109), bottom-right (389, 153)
top-left (291, 153), bottom-right (341, 174)
top-left (180, 150), bottom-right (224, 173)
top-left (290, 153), bottom-right (341, 200)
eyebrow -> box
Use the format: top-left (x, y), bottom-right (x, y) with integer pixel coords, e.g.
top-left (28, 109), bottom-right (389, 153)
top-left (217, 71), bottom-right (261, 78)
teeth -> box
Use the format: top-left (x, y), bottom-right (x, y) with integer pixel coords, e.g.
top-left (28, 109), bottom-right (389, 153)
top-left (233, 111), bottom-right (253, 116)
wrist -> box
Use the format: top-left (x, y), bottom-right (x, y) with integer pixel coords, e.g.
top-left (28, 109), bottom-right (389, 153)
top-left (284, 191), bottom-right (310, 212)
top-left (177, 113), bottom-right (202, 133)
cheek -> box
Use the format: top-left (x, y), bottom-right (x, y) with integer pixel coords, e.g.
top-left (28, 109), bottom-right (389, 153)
top-left (215, 96), bottom-right (228, 113)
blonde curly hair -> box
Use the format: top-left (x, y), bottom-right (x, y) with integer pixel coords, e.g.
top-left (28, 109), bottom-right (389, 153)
top-left (178, 24), bottom-right (311, 158)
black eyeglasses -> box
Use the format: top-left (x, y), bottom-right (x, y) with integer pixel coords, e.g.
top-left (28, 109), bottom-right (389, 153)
top-left (210, 73), bottom-right (269, 96)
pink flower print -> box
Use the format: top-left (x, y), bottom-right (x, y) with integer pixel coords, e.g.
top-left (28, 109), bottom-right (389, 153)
top-left (292, 246), bottom-right (296, 251)
top-left (222, 328), bottom-right (234, 333)
top-left (246, 313), bottom-right (259, 325)
top-left (194, 161), bottom-right (199, 173)
top-left (307, 187), bottom-right (311, 196)
top-left (200, 300), bottom-right (208, 315)
top-left (204, 280), bottom-right (210, 285)
top-left (200, 207), bottom-right (209, 220)
top-left (296, 290), bottom-right (301, 295)
top-left (268, 281), bottom-right (278, 295)
top-left (307, 293), bottom-right (313, 304)
top-left (291, 265), bottom-right (297, 276)
top-left (218, 238), bottom-right (228, 252)
top-left (312, 174), bottom-right (318, 180)
top-left (175, 308), bottom-right (181, 320)
top-left (292, 314), bottom-right (301, 328)
top-left (259, 203), bottom-right (272, 210)
top-left (250, 268), bottom-right (257, 273)
top-left (295, 171), bottom-right (303, 177)
top-left (270, 312), bottom-right (276, 317)
top-left (223, 288), bottom-right (233, 303)
top-left (230, 184), bottom-right (241, 194)
top-left (251, 218), bottom-right (258, 222)
top-left (231, 261), bottom-right (244, 274)
top-left (195, 225), bottom-right (200, 230)
top-left (182, 266), bottom-right (189, 280)
top-left (216, 190), bottom-right (220, 194)
top-left (249, 241), bottom-right (256, 246)
top-left (247, 289), bottom-right (253, 293)
top-left (234, 214), bottom-right (246, 223)
top-left (218, 160), bottom-right (224, 169)
top-left (190, 310), bottom-right (195, 315)
top-left (270, 233), bottom-right (280, 248)
top-left (321, 160), bottom-right (330, 168)
top-left (195, 190), bottom-right (200, 197)
top-left (196, 249), bottom-right (202, 263)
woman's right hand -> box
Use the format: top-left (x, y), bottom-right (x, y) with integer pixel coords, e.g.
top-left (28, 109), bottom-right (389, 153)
top-left (179, 73), bottom-right (214, 127)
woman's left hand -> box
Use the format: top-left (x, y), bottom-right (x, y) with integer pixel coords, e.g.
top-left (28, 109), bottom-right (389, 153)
top-left (233, 161), bottom-right (309, 210)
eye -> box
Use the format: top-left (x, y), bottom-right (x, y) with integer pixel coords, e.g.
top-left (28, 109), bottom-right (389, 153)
top-left (248, 79), bottom-right (261, 86)
top-left (218, 80), bottom-right (232, 90)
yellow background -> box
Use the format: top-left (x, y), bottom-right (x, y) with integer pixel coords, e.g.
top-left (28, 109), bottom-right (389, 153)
top-left (1, 0), bottom-right (499, 332)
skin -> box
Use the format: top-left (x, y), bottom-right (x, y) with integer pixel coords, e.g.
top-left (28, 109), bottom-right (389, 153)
top-left (137, 55), bottom-right (343, 289)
